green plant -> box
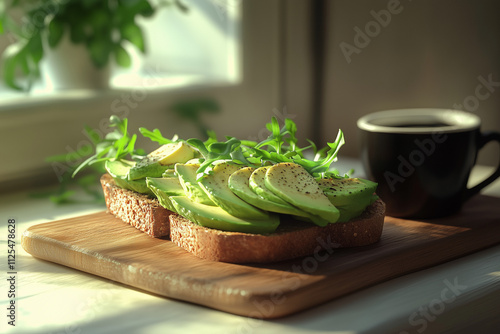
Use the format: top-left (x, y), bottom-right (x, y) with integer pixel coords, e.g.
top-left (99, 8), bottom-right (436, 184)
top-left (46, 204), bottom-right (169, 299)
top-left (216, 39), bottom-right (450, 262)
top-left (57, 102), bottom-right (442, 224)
top-left (0, 0), bottom-right (187, 91)
top-left (43, 115), bottom-right (146, 203)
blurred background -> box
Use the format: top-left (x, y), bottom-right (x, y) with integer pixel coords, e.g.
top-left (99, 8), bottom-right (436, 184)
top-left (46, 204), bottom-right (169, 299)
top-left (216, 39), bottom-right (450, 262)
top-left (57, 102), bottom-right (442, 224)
top-left (1, 0), bottom-right (499, 194)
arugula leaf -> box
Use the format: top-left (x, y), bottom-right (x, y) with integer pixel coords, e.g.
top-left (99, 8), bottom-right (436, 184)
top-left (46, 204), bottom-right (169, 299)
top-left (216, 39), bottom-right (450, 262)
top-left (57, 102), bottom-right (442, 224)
top-left (242, 117), bottom-right (347, 179)
top-left (139, 127), bottom-right (178, 145)
top-left (204, 129), bottom-right (218, 146)
top-left (294, 129), bottom-right (345, 178)
top-left (187, 137), bottom-right (256, 179)
top-left (72, 116), bottom-right (143, 177)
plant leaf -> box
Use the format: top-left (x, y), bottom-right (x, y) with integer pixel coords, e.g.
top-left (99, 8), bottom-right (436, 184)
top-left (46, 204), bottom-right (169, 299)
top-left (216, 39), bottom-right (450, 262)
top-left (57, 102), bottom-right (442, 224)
top-left (82, 0), bottom-right (101, 8)
top-left (2, 47), bottom-right (24, 90)
top-left (70, 21), bottom-right (87, 43)
top-left (47, 19), bottom-right (64, 48)
top-left (120, 22), bottom-right (145, 53)
top-left (87, 36), bottom-right (111, 68)
top-left (114, 44), bottom-right (132, 67)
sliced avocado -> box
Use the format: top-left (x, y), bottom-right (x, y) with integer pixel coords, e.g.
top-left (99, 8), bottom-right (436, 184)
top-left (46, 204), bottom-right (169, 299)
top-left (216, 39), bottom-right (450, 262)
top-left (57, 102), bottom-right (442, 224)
top-left (265, 162), bottom-right (340, 226)
top-left (198, 162), bottom-right (270, 220)
top-left (230, 167), bottom-right (310, 217)
top-left (250, 167), bottom-right (295, 205)
top-left (127, 179), bottom-right (154, 195)
top-left (106, 159), bottom-right (134, 178)
top-left (105, 159), bottom-right (134, 190)
top-left (105, 159), bottom-right (153, 195)
top-left (184, 158), bottom-right (203, 164)
top-left (162, 169), bottom-right (177, 178)
top-left (127, 157), bottom-right (174, 180)
top-left (127, 142), bottom-right (195, 180)
top-left (146, 177), bottom-right (185, 212)
top-left (317, 178), bottom-right (377, 206)
top-left (175, 163), bottom-right (215, 205)
top-left (170, 196), bottom-right (280, 234)
top-left (318, 178), bottom-right (378, 222)
top-left (149, 141), bottom-right (196, 165)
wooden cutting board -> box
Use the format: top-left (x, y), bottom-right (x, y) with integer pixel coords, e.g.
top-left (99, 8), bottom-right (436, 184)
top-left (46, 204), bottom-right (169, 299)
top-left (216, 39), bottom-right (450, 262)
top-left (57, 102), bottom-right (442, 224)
top-left (22, 195), bottom-right (500, 319)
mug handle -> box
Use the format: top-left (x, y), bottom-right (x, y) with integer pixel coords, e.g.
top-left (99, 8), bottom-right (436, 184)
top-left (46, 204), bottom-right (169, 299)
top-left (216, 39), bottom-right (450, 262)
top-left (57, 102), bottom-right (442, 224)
top-left (464, 131), bottom-right (500, 200)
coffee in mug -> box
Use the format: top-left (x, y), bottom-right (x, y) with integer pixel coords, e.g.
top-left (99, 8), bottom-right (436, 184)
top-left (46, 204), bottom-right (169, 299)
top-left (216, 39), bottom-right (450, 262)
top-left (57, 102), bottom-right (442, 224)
top-left (357, 108), bottom-right (500, 218)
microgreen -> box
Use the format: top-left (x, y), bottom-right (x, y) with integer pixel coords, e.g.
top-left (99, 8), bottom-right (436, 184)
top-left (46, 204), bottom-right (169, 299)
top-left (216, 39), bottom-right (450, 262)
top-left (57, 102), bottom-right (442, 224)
top-left (294, 129), bottom-right (345, 179)
top-left (139, 127), bottom-right (178, 145)
top-left (243, 117), bottom-right (346, 179)
top-left (72, 115), bottom-right (143, 177)
top-left (185, 116), bottom-right (347, 180)
top-left (187, 137), bottom-right (256, 179)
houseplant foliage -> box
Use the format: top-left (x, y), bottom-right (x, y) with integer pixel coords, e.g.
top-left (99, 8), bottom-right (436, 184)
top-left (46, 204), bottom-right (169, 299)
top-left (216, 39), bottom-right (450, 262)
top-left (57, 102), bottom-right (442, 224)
top-left (0, 0), bottom-right (187, 91)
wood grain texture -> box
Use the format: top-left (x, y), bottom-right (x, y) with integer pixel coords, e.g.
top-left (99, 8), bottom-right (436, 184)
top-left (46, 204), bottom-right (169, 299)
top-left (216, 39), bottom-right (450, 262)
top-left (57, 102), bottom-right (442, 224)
top-left (21, 195), bottom-right (500, 319)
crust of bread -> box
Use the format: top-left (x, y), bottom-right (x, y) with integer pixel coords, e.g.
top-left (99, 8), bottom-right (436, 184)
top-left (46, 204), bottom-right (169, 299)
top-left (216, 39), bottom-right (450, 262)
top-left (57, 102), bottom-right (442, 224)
top-left (100, 174), bottom-right (172, 238)
top-left (101, 173), bottom-right (386, 263)
top-left (169, 199), bottom-right (386, 263)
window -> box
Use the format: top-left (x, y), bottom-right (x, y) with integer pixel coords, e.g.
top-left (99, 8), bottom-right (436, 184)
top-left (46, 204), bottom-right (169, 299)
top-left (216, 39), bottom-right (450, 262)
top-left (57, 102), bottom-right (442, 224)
top-left (0, 0), bottom-right (241, 97)
top-left (112, 0), bottom-right (241, 90)
top-left (0, 1), bottom-right (288, 191)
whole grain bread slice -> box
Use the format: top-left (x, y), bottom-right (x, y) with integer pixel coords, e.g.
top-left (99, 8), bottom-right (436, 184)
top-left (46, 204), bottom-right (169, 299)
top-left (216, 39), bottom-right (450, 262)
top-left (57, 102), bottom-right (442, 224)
top-left (169, 199), bottom-right (386, 263)
top-left (100, 174), bottom-right (173, 238)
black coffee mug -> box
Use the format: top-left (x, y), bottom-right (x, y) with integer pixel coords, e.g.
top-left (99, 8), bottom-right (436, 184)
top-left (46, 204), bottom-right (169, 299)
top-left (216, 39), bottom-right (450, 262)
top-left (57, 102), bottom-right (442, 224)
top-left (357, 109), bottom-right (500, 218)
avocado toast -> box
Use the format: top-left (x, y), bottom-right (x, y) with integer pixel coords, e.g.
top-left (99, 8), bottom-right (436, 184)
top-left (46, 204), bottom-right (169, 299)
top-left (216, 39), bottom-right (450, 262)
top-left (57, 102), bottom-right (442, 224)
top-left (97, 116), bottom-right (385, 263)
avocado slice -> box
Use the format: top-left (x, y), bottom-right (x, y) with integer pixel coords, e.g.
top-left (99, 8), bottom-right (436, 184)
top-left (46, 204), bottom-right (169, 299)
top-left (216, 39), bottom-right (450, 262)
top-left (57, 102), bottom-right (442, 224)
top-left (198, 162), bottom-right (270, 220)
top-left (105, 159), bottom-right (153, 195)
top-left (127, 142), bottom-right (195, 180)
top-left (265, 163), bottom-right (340, 226)
top-left (146, 177), bottom-right (185, 212)
top-left (127, 158), bottom-right (174, 180)
top-left (250, 167), bottom-right (305, 210)
top-left (229, 166), bottom-right (309, 218)
top-left (170, 196), bottom-right (280, 234)
top-left (318, 178), bottom-right (378, 222)
top-left (175, 163), bottom-right (215, 206)
top-left (105, 159), bottom-right (133, 189)
top-left (162, 169), bottom-right (177, 178)
top-left (149, 141), bottom-right (195, 165)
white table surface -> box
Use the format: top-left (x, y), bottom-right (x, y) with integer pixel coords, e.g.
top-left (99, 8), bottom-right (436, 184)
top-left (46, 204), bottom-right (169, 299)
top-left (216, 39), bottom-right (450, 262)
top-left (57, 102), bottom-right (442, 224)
top-left (1, 165), bottom-right (499, 334)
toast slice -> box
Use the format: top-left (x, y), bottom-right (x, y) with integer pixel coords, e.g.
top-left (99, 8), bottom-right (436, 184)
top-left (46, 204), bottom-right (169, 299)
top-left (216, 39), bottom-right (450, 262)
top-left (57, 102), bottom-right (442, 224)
top-left (101, 173), bottom-right (385, 263)
top-left (169, 199), bottom-right (385, 263)
top-left (100, 174), bottom-right (173, 238)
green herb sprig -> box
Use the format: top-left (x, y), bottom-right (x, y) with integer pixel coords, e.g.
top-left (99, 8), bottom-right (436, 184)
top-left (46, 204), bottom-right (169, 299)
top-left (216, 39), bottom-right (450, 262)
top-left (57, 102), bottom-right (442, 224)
top-left (244, 117), bottom-right (346, 179)
top-left (72, 115), bottom-right (144, 177)
top-left (183, 116), bottom-right (347, 180)
top-left (187, 137), bottom-right (256, 179)
top-left (139, 127), bottom-right (178, 145)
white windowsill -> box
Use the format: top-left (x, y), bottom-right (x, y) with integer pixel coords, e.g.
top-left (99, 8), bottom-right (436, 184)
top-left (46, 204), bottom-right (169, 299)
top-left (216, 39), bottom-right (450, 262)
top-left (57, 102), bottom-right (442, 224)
top-left (0, 73), bottom-right (239, 113)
